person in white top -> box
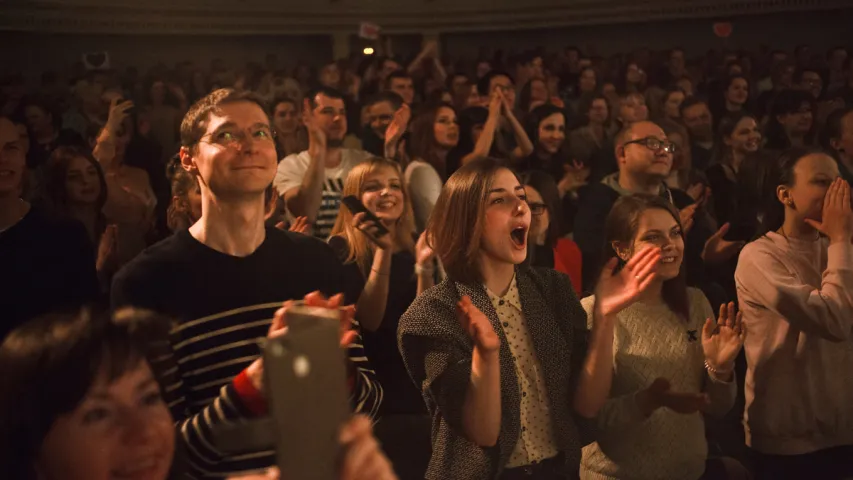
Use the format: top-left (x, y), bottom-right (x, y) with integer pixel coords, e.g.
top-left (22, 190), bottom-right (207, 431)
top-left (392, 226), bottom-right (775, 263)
top-left (275, 87), bottom-right (399, 239)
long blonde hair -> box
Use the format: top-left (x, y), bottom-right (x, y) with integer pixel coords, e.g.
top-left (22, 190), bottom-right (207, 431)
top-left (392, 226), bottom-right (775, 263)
top-left (330, 158), bottom-right (417, 275)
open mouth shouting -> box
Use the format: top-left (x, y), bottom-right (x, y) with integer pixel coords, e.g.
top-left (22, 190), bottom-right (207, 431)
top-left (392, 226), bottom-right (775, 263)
top-left (510, 224), bottom-right (528, 250)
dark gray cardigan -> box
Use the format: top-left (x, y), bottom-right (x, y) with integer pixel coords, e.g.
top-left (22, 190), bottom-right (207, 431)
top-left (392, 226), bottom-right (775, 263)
top-left (398, 264), bottom-right (592, 480)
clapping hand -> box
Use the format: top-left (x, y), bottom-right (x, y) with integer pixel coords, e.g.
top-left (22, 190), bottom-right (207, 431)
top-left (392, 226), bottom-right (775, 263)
top-left (702, 302), bottom-right (745, 375)
top-left (384, 104), bottom-right (411, 158)
top-left (594, 246), bottom-right (661, 317)
top-left (415, 231), bottom-right (436, 268)
top-left (701, 223), bottom-right (746, 264)
top-left (457, 295), bottom-right (500, 356)
top-left (303, 99), bottom-right (327, 155)
top-left (679, 204), bottom-right (697, 234)
top-left (640, 377), bottom-right (710, 415)
top-left (804, 178), bottom-right (852, 244)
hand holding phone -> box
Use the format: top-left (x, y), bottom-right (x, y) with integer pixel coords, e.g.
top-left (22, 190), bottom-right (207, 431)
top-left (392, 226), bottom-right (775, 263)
top-left (341, 195), bottom-right (391, 247)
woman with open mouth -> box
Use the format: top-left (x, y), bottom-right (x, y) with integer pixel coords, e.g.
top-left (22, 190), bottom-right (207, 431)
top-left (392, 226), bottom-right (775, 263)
top-left (578, 194), bottom-right (747, 480)
top-left (398, 158), bottom-right (663, 480)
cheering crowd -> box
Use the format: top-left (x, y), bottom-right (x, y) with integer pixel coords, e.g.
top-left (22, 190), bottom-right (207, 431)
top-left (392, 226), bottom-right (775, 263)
top-left (1, 37), bottom-right (853, 480)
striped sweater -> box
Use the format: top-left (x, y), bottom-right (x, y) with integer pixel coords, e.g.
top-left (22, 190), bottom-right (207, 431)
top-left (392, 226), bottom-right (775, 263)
top-left (112, 228), bottom-right (382, 479)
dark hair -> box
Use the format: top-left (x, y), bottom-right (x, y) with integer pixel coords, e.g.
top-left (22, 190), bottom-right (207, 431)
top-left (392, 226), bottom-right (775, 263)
top-left (180, 88), bottom-right (269, 148)
top-left (603, 195), bottom-right (690, 321)
top-left (0, 307), bottom-right (170, 480)
top-left (384, 70), bottom-right (413, 91)
top-left (477, 70), bottom-right (514, 96)
top-left (21, 96), bottom-right (60, 130)
top-left (454, 106), bottom-right (489, 160)
top-left (793, 67), bottom-right (822, 86)
top-left (408, 102), bottom-right (456, 176)
top-left (518, 170), bottom-right (563, 246)
top-left (44, 146), bottom-right (108, 241)
top-left (820, 106), bottom-right (853, 155)
top-left (753, 146), bottom-right (827, 237)
top-left (764, 89), bottom-right (815, 150)
top-left (524, 103), bottom-right (568, 159)
top-left (305, 85), bottom-right (345, 109)
top-left (711, 111), bottom-right (760, 167)
top-left (678, 95), bottom-right (709, 118)
top-left (518, 77), bottom-right (548, 113)
top-left (270, 94), bottom-right (299, 116)
top-left (363, 91), bottom-right (404, 111)
top-left (576, 93), bottom-right (610, 127)
top-left (445, 72), bottom-right (469, 90)
top-left (427, 157), bottom-right (511, 285)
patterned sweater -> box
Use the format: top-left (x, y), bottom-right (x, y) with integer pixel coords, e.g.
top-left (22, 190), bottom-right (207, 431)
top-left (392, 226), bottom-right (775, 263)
top-left (579, 288), bottom-right (736, 480)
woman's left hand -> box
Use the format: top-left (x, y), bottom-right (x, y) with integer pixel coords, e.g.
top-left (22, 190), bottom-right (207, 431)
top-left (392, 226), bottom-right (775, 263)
top-left (702, 301), bottom-right (745, 372)
top-left (415, 231), bottom-right (436, 268)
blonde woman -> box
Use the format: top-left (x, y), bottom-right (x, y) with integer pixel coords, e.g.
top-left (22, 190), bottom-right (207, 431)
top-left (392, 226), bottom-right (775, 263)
top-left (329, 157), bottom-right (436, 479)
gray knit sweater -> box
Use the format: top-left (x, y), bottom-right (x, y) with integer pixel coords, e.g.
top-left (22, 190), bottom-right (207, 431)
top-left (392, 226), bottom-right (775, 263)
top-left (579, 288), bottom-right (736, 480)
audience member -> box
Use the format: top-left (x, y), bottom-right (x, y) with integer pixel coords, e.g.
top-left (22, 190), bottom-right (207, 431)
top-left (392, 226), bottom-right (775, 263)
top-left (821, 106), bottom-right (853, 183)
top-left (735, 147), bottom-right (853, 480)
top-left (22, 96), bottom-right (85, 169)
top-left (112, 89), bottom-right (381, 478)
top-left (680, 97), bottom-right (716, 171)
top-left (385, 70), bottom-right (416, 106)
top-left (0, 116), bottom-right (98, 340)
top-left (361, 92), bottom-right (404, 157)
top-left (764, 89), bottom-right (815, 150)
top-left (568, 94), bottom-right (615, 167)
top-left (707, 112), bottom-right (762, 225)
top-left (329, 157), bottom-right (435, 479)
top-left (580, 194), bottom-right (744, 479)
top-left (270, 95), bottom-right (308, 159)
top-left (399, 158), bottom-right (661, 479)
top-left (274, 86), bottom-right (374, 239)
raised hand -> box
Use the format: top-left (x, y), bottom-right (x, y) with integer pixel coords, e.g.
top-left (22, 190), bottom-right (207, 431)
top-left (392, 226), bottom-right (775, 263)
top-left (248, 292), bottom-right (356, 393)
top-left (339, 415), bottom-right (399, 480)
top-left (96, 224), bottom-right (119, 273)
top-left (557, 160), bottom-right (590, 196)
top-left (487, 89), bottom-right (503, 119)
top-left (701, 223), bottom-right (746, 264)
top-left (641, 377), bottom-right (710, 415)
top-left (457, 295), bottom-right (500, 355)
top-left (352, 211), bottom-right (393, 250)
top-left (702, 302), bottom-right (745, 373)
top-left (303, 99), bottom-right (327, 155)
top-left (415, 230), bottom-right (436, 268)
top-left (105, 98), bottom-right (134, 135)
top-left (595, 246), bottom-right (661, 317)
top-left (679, 203), bottom-right (697, 234)
top-left (804, 178), bottom-right (852, 244)
top-left (384, 104), bottom-right (411, 155)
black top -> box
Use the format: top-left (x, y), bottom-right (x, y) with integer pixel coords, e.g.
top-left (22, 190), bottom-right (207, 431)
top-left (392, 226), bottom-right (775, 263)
top-left (112, 227), bottom-right (383, 479)
top-left (690, 142), bottom-right (714, 172)
top-left (0, 206), bottom-right (99, 340)
top-left (329, 235), bottom-right (425, 415)
top-left (706, 164), bottom-right (737, 226)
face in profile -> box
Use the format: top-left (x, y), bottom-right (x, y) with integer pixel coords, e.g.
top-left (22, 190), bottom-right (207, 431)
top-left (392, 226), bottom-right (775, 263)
top-left (480, 168), bottom-right (531, 266)
top-left (433, 106), bottom-right (459, 149)
top-left (186, 100), bottom-right (278, 198)
top-left (537, 113), bottom-right (565, 155)
top-left (36, 362), bottom-right (175, 480)
top-left (65, 155), bottom-right (101, 205)
top-left (664, 91), bottom-right (685, 119)
top-left (360, 165), bottom-right (405, 224)
top-left (622, 207), bottom-right (684, 281)
top-left (782, 153), bottom-right (840, 224)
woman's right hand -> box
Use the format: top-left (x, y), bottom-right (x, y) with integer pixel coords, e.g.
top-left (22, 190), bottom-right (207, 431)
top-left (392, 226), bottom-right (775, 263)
top-left (488, 89), bottom-right (503, 119)
top-left (594, 246), bottom-right (661, 317)
top-left (805, 178), bottom-right (852, 244)
top-left (352, 212), bottom-right (393, 250)
top-left (457, 295), bottom-right (500, 356)
top-left (106, 98), bottom-right (134, 135)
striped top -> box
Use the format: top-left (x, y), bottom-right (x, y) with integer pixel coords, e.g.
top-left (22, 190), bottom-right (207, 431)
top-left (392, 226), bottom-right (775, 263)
top-left (112, 228), bottom-right (382, 479)
top-left (273, 148), bottom-right (372, 239)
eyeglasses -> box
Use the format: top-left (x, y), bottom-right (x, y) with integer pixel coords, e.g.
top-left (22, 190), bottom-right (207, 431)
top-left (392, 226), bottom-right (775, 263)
top-left (528, 202), bottom-right (547, 216)
top-left (198, 126), bottom-right (276, 149)
top-left (622, 136), bottom-right (677, 154)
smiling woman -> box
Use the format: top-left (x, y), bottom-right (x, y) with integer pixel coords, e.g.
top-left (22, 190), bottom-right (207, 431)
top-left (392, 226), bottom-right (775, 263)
top-left (0, 308), bottom-right (176, 480)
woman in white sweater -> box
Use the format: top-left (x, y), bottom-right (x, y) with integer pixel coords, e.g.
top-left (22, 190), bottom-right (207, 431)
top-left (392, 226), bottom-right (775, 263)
top-left (735, 147), bottom-right (853, 480)
top-left (580, 194), bottom-right (746, 480)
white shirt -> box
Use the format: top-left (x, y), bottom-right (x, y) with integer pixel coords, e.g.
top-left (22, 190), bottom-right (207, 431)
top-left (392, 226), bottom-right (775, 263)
top-left (404, 160), bottom-right (443, 233)
top-left (274, 149), bottom-right (372, 239)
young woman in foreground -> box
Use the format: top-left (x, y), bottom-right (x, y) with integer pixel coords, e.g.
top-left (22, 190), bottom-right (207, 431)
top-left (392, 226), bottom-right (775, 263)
top-left (735, 147), bottom-right (853, 480)
top-left (398, 158), bottom-right (661, 479)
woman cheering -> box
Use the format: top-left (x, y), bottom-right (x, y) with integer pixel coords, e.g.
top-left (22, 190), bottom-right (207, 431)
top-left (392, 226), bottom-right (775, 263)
top-left (398, 158), bottom-right (661, 480)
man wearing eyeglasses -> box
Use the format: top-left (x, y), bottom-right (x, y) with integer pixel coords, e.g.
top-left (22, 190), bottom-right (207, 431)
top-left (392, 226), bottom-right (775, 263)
top-left (574, 121), bottom-right (736, 307)
top-left (112, 88), bottom-right (382, 479)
